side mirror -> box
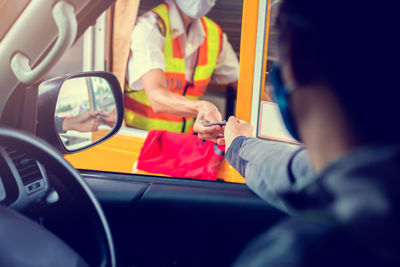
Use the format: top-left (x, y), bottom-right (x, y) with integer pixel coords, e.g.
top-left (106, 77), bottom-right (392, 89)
top-left (37, 72), bottom-right (124, 153)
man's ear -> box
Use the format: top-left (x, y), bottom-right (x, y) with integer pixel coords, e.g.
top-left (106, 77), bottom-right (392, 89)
top-left (287, 30), bottom-right (320, 86)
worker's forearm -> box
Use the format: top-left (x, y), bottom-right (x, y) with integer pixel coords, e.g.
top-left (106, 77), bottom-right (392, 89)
top-left (145, 88), bottom-right (205, 117)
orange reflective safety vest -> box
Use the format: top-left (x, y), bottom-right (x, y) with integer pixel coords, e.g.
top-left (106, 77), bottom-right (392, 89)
top-left (124, 3), bottom-right (223, 133)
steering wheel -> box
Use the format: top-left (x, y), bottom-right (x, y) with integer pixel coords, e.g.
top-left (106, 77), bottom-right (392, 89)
top-left (0, 127), bottom-right (116, 267)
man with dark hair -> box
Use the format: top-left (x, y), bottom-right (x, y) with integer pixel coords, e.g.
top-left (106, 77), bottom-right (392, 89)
top-left (222, 0), bottom-right (400, 266)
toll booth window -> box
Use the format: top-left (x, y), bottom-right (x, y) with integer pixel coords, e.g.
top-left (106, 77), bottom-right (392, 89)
top-left (127, 0), bottom-right (242, 128)
top-left (62, 0), bottom-right (246, 183)
top-left (114, 0), bottom-right (245, 182)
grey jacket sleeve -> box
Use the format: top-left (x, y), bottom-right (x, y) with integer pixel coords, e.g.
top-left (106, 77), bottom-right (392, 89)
top-left (226, 137), bottom-right (314, 211)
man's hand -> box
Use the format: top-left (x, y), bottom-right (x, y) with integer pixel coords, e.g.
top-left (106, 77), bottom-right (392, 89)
top-left (218, 116), bottom-right (253, 152)
top-left (62, 110), bottom-right (101, 132)
top-left (193, 101), bottom-right (224, 141)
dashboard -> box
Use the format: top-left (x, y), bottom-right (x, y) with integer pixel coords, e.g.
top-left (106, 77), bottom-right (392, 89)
top-left (0, 146), bottom-right (50, 210)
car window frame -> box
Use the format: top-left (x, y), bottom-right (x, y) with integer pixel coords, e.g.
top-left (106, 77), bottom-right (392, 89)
top-left (64, 0), bottom-right (272, 184)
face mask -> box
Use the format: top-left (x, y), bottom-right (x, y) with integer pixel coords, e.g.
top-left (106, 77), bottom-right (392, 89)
top-left (175, 0), bottom-right (216, 19)
top-left (270, 65), bottom-right (301, 141)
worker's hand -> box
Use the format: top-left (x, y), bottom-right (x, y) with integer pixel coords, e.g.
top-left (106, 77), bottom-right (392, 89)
top-left (218, 116), bottom-right (253, 152)
top-left (193, 101), bottom-right (224, 142)
top-left (99, 108), bottom-right (117, 128)
top-left (62, 110), bottom-right (101, 132)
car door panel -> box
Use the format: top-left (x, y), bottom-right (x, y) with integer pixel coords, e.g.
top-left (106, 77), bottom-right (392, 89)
top-left (83, 171), bottom-right (285, 267)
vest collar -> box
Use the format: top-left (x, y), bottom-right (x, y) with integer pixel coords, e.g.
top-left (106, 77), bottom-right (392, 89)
top-left (165, 0), bottom-right (206, 56)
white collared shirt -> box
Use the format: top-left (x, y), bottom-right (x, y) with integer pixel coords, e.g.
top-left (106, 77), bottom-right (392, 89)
top-left (127, 0), bottom-right (239, 90)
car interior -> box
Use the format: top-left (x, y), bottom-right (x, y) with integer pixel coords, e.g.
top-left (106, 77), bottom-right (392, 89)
top-left (0, 0), bottom-right (287, 266)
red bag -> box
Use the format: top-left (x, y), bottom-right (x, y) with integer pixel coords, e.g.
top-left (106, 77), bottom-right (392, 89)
top-left (137, 130), bottom-right (225, 180)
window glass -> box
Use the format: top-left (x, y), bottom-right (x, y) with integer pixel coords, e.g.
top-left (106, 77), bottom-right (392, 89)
top-left (114, 0), bottom-right (244, 182)
top-left (134, 0), bottom-right (242, 121)
top-left (256, 0), bottom-right (297, 144)
top-left (46, 37), bottom-right (84, 78)
top-left (63, 0), bottom-right (245, 183)
top-left (46, 11), bottom-right (107, 78)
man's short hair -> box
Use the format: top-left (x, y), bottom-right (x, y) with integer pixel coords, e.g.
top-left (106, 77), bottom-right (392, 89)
top-left (276, 0), bottom-right (398, 144)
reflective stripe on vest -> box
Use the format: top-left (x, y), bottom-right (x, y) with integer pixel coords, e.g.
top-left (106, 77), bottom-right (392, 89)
top-left (125, 3), bottom-right (222, 132)
top-left (124, 91), bottom-right (195, 133)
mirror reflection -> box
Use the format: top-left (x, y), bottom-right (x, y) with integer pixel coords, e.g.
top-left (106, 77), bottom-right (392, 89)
top-left (55, 76), bottom-right (117, 151)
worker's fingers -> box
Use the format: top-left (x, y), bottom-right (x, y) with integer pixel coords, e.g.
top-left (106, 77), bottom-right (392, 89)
top-left (205, 107), bottom-right (223, 122)
top-left (195, 121), bottom-right (223, 132)
top-left (196, 125), bottom-right (223, 141)
top-left (217, 138), bottom-right (225, 146)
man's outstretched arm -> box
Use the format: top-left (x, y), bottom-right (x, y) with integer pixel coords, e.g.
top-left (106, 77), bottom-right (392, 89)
top-left (223, 117), bottom-right (314, 212)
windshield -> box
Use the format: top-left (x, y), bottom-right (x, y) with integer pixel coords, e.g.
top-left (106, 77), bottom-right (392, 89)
top-left (41, 0), bottom-right (260, 184)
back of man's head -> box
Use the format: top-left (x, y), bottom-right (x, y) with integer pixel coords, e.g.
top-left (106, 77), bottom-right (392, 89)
top-left (276, 0), bottom-right (399, 144)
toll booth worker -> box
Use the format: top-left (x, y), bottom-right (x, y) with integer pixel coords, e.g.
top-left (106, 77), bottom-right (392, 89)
top-left (125, 0), bottom-right (239, 141)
